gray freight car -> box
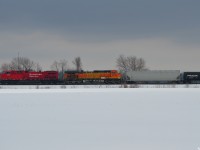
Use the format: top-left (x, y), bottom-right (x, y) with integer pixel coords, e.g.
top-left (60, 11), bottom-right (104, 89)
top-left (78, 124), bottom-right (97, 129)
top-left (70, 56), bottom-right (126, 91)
top-left (125, 70), bottom-right (181, 84)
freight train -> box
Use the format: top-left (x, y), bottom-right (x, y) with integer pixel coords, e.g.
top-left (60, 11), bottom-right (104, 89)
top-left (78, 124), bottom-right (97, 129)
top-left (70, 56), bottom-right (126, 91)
top-left (0, 69), bottom-right (200, 85)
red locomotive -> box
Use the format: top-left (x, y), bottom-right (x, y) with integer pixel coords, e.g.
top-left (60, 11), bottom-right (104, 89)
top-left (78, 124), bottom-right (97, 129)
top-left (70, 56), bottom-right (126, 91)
top-left (0, 70), bottom-right (58, 84)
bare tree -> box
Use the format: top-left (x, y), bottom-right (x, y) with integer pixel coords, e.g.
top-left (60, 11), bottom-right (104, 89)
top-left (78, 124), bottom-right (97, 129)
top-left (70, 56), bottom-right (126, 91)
top-left (36, 63), bottom-right (42, 71)
top-left (136, 58), bottom-right (146, 70)
top-left (116, 55), bottom-right (147, 72)
top-left (127, 56), bottom-right (137, 71)
top-left (18, 57), bottom-right (35, 71)
top-left (51, 61), bottom-right (60, 71)
top-left (1, 57), bottom-right (41, 71)
top-left (59, 59), bottom-right (68, 74)
top-left (72, 57), bottom-right (82, 72)
top-left (51, 59), bottom-right (68, 79)
top-left (1, 63), bottom-right (11, 71)
top-left (116, 55), bottom-right (128, 72)
top-left (51, 59), bottom-right (68, 73)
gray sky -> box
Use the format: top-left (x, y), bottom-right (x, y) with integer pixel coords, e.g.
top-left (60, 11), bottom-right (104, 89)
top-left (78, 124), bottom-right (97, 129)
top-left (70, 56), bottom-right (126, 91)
top-left (0, 0), bottom-right (200, 71)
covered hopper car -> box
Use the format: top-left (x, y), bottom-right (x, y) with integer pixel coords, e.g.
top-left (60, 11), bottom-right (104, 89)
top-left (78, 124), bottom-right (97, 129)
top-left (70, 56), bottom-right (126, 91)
top-left (125, 70), bottom-right (181, 84)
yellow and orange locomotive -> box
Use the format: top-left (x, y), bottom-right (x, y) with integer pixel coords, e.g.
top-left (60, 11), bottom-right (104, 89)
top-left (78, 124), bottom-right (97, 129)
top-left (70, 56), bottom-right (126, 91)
top-left (63, 70), bottom-right (121, 84)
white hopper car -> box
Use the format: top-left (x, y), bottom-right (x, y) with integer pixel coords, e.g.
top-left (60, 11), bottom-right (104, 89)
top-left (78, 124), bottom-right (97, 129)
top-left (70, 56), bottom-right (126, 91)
top-left (125, 70), bottom-right (181, 84)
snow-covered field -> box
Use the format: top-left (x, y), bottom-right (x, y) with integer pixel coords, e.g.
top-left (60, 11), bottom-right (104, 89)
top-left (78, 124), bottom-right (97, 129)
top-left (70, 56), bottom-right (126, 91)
top-left (0, 84), bottom-right (200, 89)
top-left (0, 89), bottom-right (200, 150)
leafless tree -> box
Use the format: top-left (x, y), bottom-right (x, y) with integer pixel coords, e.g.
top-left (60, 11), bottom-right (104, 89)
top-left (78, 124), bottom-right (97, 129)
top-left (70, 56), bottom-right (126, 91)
top-left (19, 57), bottom-right (35, 71)
top-left (1, 63), bottom-right (11, 71)
top-left (136, 58), bottom-right (146, 70)
top-left (1, 57), bottom-right (41, 71)
top-left (59, 59), bottom-right (68, 74)
top-left (51, 61), bottom-right (60, 72)
top-left (116, 55), bottom-right (128, 72)
top-left (116, 55), bottom-right (147, 72)
top-left (51, 59), bottom-right (68, 78)
top-left (36, 63), bottom-right (42, 71)
top-left (72, 57), bottom-right (82, 72)
top-left (127, 56), bottom-right (137, 71)
top-left (51, 59), bottom-right (68, 73)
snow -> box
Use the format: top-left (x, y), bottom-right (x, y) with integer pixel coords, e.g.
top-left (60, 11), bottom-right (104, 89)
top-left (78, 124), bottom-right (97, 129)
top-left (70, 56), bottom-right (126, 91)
top-left (0, 88), bottom-right (200, 150)
top-left (0, 84), bottom-right (200, 89)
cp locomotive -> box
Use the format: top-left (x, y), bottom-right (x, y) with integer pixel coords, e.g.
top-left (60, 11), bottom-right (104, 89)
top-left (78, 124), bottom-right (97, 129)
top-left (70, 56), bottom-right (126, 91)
top-left (0, 70), bottom-right (58, 84)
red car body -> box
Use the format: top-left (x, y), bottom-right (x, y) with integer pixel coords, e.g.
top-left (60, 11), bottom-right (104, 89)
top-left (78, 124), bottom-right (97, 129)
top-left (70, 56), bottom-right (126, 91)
top-left (0, 71), bottom-right (58, 81)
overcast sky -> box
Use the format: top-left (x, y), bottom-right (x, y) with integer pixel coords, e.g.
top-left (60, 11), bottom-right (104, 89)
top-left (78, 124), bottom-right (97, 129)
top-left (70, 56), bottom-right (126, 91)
top-left (0, 0), bottom-right (200, 71)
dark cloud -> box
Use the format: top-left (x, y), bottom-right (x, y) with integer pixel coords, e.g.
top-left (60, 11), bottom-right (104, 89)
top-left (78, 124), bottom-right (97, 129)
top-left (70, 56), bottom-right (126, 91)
top-left (1, 0), bottom-right (200, 38)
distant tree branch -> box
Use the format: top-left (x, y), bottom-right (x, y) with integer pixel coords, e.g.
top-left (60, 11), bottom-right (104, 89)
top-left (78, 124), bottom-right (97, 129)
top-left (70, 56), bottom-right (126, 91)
top-left (116, 55), bottom-right (147, 72)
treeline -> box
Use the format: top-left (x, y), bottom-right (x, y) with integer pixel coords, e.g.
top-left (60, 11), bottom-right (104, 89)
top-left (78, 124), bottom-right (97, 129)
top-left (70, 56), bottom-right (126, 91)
top-left (1, 57), bottom-right (42, 72)
top-left (1, 56), bottom-right (83, 72)
top-left (0, 55), bottom-right (147, 73)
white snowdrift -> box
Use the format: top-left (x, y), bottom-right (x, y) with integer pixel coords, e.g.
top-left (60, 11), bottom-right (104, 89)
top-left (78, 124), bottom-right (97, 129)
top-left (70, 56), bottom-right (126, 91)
top-left (0, 89), bottom-right (200, 150)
